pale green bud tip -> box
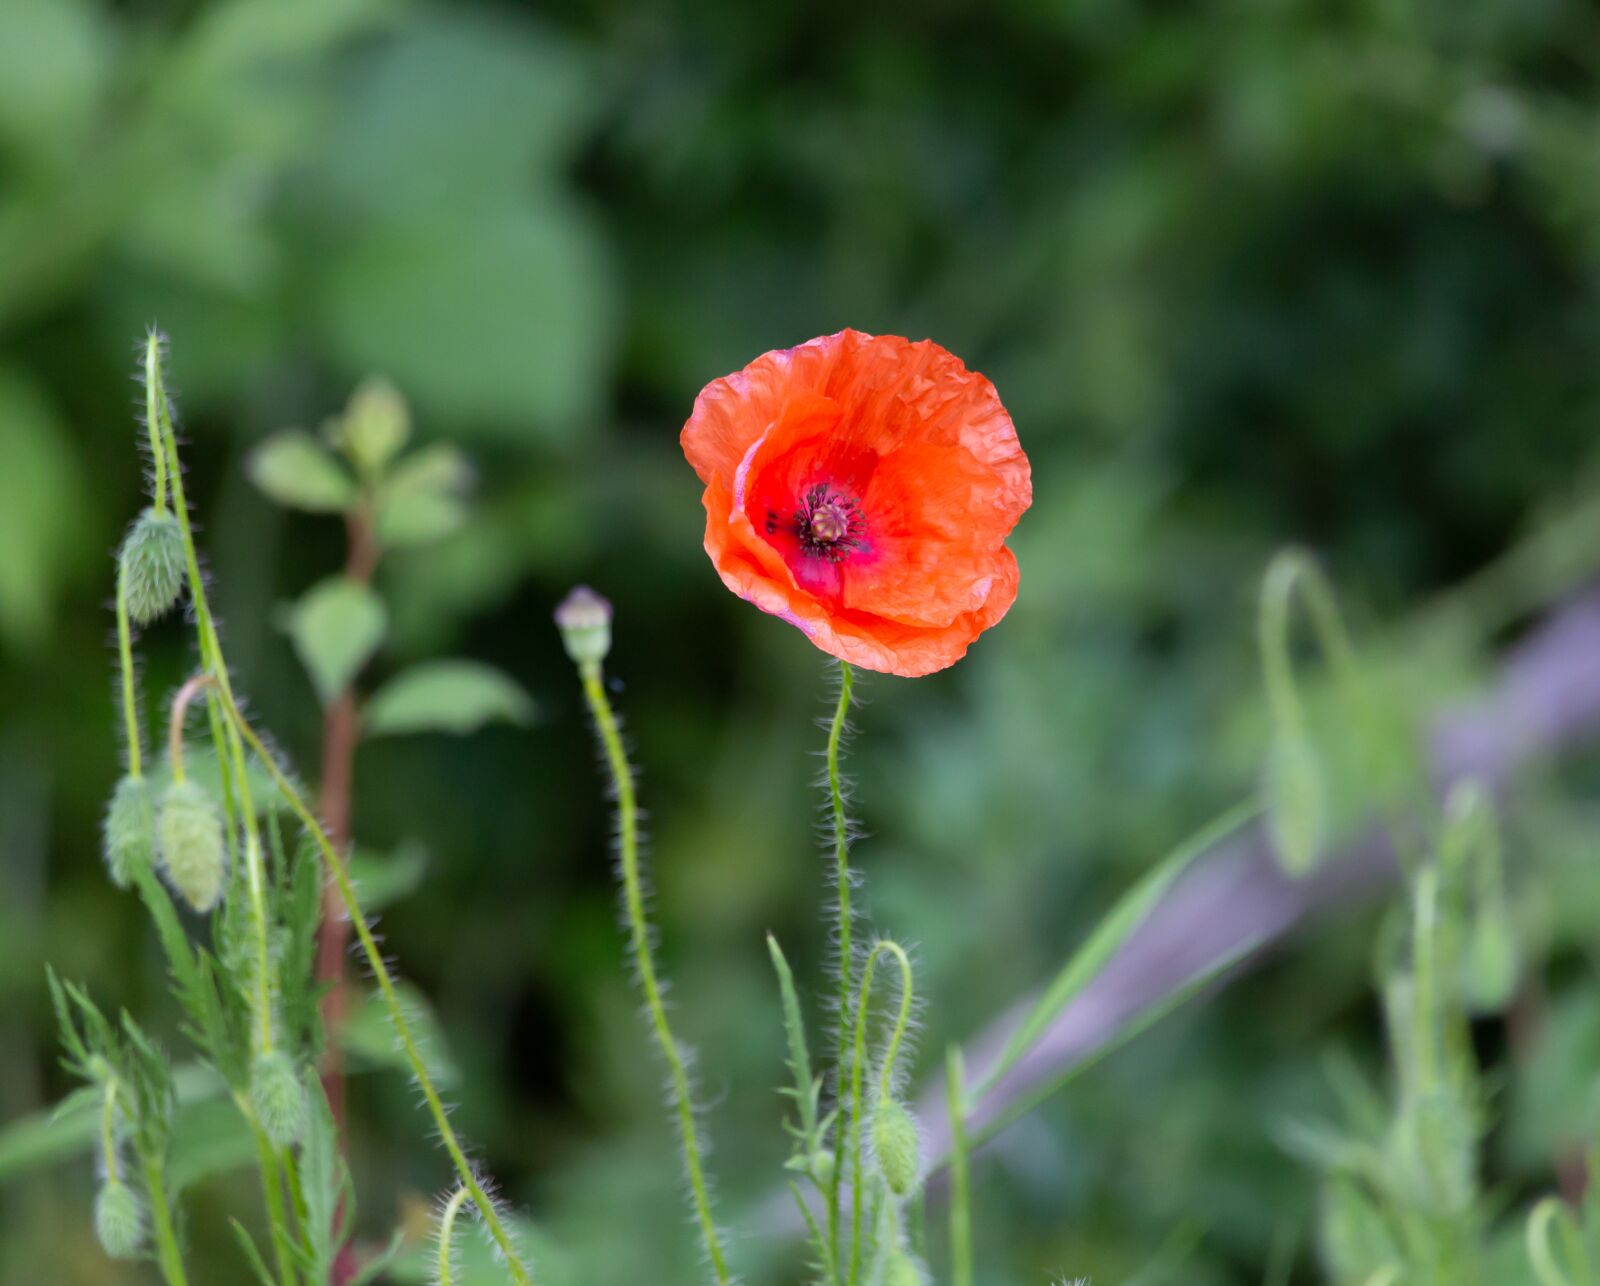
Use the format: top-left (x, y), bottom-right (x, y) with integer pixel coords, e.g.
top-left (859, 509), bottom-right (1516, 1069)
top-left (104, 775), bottom-right (156, 889)
top-left (157, 780), bottom-right (227, 913)
top-left (871, 1099), bottom-right (921, 1198)
top-left (1464, 905), bottom-right (1518, 1013)
top-left (250, 1050), bottom-right (307, 1148)
top-left (883, 1252), bottom-right (927, 1286)
top-left (807, 1147), bottom-right (835, 1189)
top-left (554, 586), bottom-right (612, 666)
top-left (94, 1182), bottom-right (144, 1259)
top-left (337, 377), bottom-right (410, 474)
top-left (120, 508), bottom-right (186, 624)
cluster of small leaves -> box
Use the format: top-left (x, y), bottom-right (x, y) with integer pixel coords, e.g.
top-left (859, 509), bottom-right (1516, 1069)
top-left (250, 378), bottom-right (531, 731)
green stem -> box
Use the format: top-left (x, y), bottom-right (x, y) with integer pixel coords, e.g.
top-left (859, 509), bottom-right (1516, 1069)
top-left (224, 714), bottom-right (275, 1054)
top-left (848, 940), bottom-right (913, 1286)
top-left (579, 661), bottom-right (731, 1284)
top-left (115, 575), bottom-right (142, 778)
top-left (1410, 868), bottom-right (1440, 1092)
top-left (143, 333), bottom-right (168, 514)
top-left (143, 1158), bottom-right (189, 1286)
top-left (246, 1113), bottom-right (298, 1286)
top-left (826, 660), bottom-right (855, 1258)
top-left (945, 1048), bottom-right (972, 1286)
top-left (437, 1186), bottom-right (470, 1286)
top-left (225, 697), bottom-right (534, 1286)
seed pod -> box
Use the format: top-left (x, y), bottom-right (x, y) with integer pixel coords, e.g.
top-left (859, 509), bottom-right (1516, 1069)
top-left (103, 775), bottom-right (156, 889)
top-left (871, 1099), bottom-right (921, 1199)
top-left (554, 586), bottom-right (612, 667)
top-left (120, 508), bottom-right (186, 624)
top-left (157, 780), bottom-right (227, 913)
top-left (250, 1050), bottom-right (306, 1149)
top-left (93, 1182), bottom-right (144, 1259)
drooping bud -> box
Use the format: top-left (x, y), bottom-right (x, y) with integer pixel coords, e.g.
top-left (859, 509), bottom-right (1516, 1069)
top-left (335, 377), bottom-right (410, 476)
top-left (250, 1050), bottom-right (306, 1148)
top-left (157, 780), bottom-right (227, 913)
top-left (93, 1182), bottom-right (144, 1259)
top-left (871, 1099), bottom-right (921, 1198)
top-left (119, 508), bottom-right (186, 624)
top-left (1265, 731), bottom-right (1325, 877)
top-left (1463, 899), bottom-right (1518, 1014)
top-left (103, 775), bottom-right (156, 889)
top-left (554, 586), bottom-right (612, 667)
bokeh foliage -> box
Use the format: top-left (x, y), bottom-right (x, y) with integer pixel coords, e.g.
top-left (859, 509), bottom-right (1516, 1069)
top-left (3, 0), bottom-right (1600, 1282)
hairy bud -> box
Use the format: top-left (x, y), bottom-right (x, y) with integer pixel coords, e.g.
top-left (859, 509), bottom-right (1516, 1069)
top-left (1463, 900), bottom-right (1518, 1014)
top-left (250, 1050), bottom-right (306, 1148)
top-left (554, 586), bottom-right (613, 667)
top-left (120, 508), bottom-right (186, 624)
top-left (157, 780), bottom-right (227, 913)
top-left (882, 1251), bottom-right (926, 1286)
top-left (807, 1147), bottom-right (835, 1189)
top-left (93, 1182), bottom-right (144, 1260)
top-left (871, 1099), bottom-right (921, 1198)
top-left (103, 775), bottom-right (156, 889)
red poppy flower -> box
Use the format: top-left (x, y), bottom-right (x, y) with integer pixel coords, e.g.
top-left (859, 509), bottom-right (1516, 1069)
top-left (681, 330), bottom-right (1031, 677)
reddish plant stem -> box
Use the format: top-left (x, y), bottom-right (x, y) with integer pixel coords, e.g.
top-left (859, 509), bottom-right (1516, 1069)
top-left (317, 506), bottom-right (378, 1286)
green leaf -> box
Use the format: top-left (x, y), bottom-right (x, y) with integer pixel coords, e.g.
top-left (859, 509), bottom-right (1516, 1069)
top-left (296, 1074), bottom-right (350, 1281)
top-left (975, 799), bottom-right (1259, 1104)
top-left (345, 840), bottom-right (428, 910)
top-left (248, 428), bottom-right (357, 513)
top-left (363, 660), bottom-right (533, 736)
top-left (284, 576), bottom-right (387, 702)
top-left (374, 443), bottom-right (473, 548)
top-left (339, 983), bottom-right (458, 1088)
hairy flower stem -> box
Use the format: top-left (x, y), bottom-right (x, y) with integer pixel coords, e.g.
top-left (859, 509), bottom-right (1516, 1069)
top-left (577, 660), bottom-right (731, 1285)
top-left (825, 660), bottom-right (855, 1256)
top-left (945, 1047), bottom-right (972, 1286)
top-left (224, 697), bottom-right (534, 1286)
top-left (848, 941), bottom-right (913, 1286)
top-left (244, 1109), bottom-right (297, 1286)
top-left (143, 1157), bottom-right (189, 1286)
top-left (115, 575), bottom-right (142, 778)
top-left (437, 1186), bottom-right (470, 1286)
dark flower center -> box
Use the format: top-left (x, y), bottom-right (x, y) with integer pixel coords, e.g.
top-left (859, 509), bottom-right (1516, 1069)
top-left (793, 483), bottom-right (864, 561)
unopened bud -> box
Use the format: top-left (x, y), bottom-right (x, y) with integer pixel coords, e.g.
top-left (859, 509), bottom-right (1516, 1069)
top-left (94, 1181), bottom-right (144, 1259)
top-left (158, 780), bottom-right (227, 913)
top-left (120, 508), bottom-right (186, 624)
top-left (1266, 732), bottom-right (1325, 877)
top-left (1463, 901), bottom-right (1518, 1014)
top-left (104, 775), bottom-right (156, 889)
top-left (336, 377), bottom-right (410, 475)
top-left (807, 1147), bottom-right (835, 1189)
top-left (250, 1050), bottom-right (306, 1148)
top-left (871, 1099), bottom-right (921, 1198)
top-left (554, 586), bottom-right (612, 667)
top-left (883, 1251), bottom-right (926, 1286)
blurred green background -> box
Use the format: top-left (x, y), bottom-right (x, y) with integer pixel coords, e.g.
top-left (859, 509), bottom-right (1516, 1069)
top-left (3, 0), bottom-right (1600, 1282)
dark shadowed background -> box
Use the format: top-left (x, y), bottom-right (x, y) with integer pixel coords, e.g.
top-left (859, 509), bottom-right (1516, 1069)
top-left (3, 1), bottom-right (1600, 1282)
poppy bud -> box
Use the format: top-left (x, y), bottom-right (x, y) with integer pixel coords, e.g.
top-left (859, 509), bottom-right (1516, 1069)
top-left (554, 586), bottom-right (612, 667)
top-left (1266, 731), bottom-right (1325, 877)
top-left (120, 508), bottom-right (186, 624)
top-left (882, 1251), bottom-right (926, 1286)
top-left (158, 780), bottom-right (227, 913)
top-left (250, 1050), bottom-right (306, 1148)
top-left (1319, 1176), bottom-right (1398, 1281)
top-left (807, 1147), bottom-right (835, 1189)
top-left (103, 775), bottom-right (156, 889)
top-left (871, 1099), bottom-right (921, 1198)
top-left (1463, 900), bottom-right (1518, 1014)
top-left (93, 1182), bottom-right (144, 1260)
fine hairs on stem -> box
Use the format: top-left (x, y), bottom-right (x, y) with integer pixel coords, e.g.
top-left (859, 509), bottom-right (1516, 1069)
top-left (824, 659), bottom-right (856, 1253)
top-left (143, 333), bottom-right (534, 1286)
top-left (847, 940), bottom-right (914, 1286)
top-left (576, 655), bottom-right (732, 1284)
